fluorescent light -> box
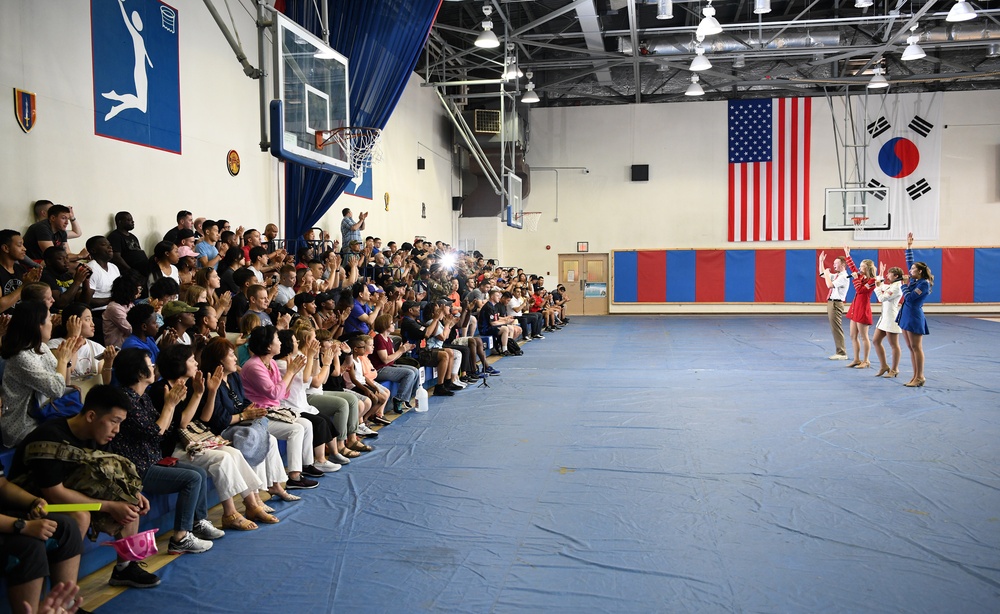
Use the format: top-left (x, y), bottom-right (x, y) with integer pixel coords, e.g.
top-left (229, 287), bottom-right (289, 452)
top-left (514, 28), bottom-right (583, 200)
top-left (685, 75), bottom-right (705, 96)
top-left (855, 0), bottom-right (873, 8)
top-left (657, 0), bottom-right (673, 20)
top-left (696, 1), bottom-right (722, 38)
top-left (754, 0), bottom-right (771, 15)
top-left (946, 0), bottom-right (977, 22)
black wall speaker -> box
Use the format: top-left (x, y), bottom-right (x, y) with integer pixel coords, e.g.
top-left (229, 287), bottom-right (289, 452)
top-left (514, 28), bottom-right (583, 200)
top-left (417, 157), bottom-right (426, 170)
top-left (631, 164), bottom-right (649, 182)
top-left (452, 196), bottom-right (464, 211)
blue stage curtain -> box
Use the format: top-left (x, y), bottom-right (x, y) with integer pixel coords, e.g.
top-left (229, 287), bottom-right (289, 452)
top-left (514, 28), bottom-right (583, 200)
top-left (281, 0), bottom-right (442, 249)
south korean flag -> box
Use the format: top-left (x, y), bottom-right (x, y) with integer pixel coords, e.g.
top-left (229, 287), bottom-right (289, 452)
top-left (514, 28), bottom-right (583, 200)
top-left (855, 92), bottom-right (942, 241)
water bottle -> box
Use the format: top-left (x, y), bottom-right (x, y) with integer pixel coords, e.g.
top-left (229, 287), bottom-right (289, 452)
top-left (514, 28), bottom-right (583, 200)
top-left (413, 386), bottom-right (429, 412)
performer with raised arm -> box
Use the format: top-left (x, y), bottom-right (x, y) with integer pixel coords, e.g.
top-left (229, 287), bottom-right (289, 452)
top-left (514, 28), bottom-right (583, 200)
top-left (872, 261), bottom-right (904, 378)
top-left (843, 247), bottom-right (878, 369)
top-left (818, 250), bottom-right (850, 360)
top-left (897, 233), bottom-right (934, 387)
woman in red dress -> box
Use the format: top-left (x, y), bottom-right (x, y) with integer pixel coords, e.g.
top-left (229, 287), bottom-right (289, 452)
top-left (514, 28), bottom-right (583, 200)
top-left (843, 247), bottom-right (877, 369)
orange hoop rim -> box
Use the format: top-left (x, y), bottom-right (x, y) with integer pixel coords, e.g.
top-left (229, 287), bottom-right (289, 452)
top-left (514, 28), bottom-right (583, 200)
top-left (314, 126), bottom-right (382, 150)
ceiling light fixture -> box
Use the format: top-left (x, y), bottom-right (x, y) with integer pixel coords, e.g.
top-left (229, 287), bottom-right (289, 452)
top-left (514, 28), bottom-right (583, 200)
top-left (696, 1), bottom-right (723, 38)
top-left (685, 74), bottom-right (705, 96)
top-left (522, 73), bottom-right (540, 104)
top-left (475, 5), bottom-right (500, 48)
top-left (689, 40), bottom-right (712, 71)
top-left (854, 0), bottom-right (873, 8)
top-left (504, 44), bottom-right (523, 80)
top-left (657, 0), bottom-right (673, 20)
top-left (733, 54), bottom-right (746, 68)
top-left (754, 0), bottom-right (771, 15)
top-left (901, 26), bottom-right (926, 61)
top-left (867, 66), bottom-right (889, 89)
top-left (946, 0), bottom-right (977, 22)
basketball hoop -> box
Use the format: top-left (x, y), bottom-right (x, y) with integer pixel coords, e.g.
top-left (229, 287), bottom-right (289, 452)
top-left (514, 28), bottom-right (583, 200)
top-left (518, 211), bottom-right (542, 232)
top-left (315, 127), bottom-right (384, 183)
top-left (851, 216), bottom-right (869, 232)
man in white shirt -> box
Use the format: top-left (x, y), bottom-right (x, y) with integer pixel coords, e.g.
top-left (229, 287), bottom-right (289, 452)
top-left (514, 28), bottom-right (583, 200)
top-left (819, 251), bottom-right (850, 360)
top-left (86, 235), bottom-right (121, 345)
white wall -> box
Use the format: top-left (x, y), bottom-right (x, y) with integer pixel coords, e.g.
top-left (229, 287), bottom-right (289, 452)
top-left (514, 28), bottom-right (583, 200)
top-left (319, 72), bottom-right (455, 245)
top-left (500, 90), bottom-right (1000, 283)
top-left (0, 0), bottom-right (454, 252)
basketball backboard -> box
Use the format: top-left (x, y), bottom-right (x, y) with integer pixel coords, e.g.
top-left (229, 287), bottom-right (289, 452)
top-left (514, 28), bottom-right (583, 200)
top-left (269, 12), bottom-right (351, 176)
top-left (823, 187), bottom-right (891, 231)
top-left (505, 173), bottom-right (524, 229)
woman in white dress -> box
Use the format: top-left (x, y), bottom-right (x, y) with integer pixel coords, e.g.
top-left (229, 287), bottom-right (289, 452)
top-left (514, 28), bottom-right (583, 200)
top-left (872, 263), bottom-right (904, 378)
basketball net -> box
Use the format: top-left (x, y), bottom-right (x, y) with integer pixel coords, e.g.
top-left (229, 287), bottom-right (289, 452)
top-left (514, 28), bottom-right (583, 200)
top-left (520, 212), bottom-right (542, 232)
top-left (851, 216), bottom-right (868, 233)
top-left (316, 127), bottom-right (384, 185)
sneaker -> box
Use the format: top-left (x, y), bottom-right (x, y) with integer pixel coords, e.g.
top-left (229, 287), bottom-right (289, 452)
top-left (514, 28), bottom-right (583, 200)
top-left (301, 465), bottom-right (325, 478)
top-left (460, 375), bottom-right (478, 384)
top-left (390, 399), bottom-right (406, 414)
top-left (168, 532), bottom-right (213, 554)
top-left (192, 519), bottom-right (225, 540)
top-left (109, 561), bottom-right (161, 588)
top-left (522, 336), bottom-right (532, 342)
top-left (356, 423), bottom-right (378, 436)
top-left (314, 460), bottom-right (342, 472)
top-left (447, 382), bottom-right (465, 391)
top-left (286, 476), bottom-right (319, 490)
top-left (434, 385), bottom-right (455, 397)
top-left (485, 366), bottom-right (501, 375)
top-left (829, 354), bottom-right (849, 360)
top-left (533, 334), bottom-right (546, 340)
top-left (330, 453), bottom-right (351, 465)
top-left (370, 416), bottom-right (392, 426)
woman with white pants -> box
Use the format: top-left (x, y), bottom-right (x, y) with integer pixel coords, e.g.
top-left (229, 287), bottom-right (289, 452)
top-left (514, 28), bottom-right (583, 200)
top-left (240, 325), bottom-right (320, 492)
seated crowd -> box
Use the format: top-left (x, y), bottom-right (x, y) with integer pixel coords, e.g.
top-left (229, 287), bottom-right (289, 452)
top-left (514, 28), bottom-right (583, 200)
top-left (0, 202), bottom-right (569, 612)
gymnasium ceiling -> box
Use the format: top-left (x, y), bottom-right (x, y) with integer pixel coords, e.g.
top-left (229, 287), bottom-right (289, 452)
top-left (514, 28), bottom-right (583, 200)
top-left (421, 0), bottom-right (1000, 106)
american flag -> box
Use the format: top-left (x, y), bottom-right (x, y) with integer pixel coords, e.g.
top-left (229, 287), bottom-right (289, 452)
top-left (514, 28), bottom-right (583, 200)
top-left (728, 98), bottom-right (811, 242)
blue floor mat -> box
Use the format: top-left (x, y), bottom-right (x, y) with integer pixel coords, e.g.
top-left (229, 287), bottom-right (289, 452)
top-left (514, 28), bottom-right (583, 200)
top-left (99, 315), bottom-right (1000, 613)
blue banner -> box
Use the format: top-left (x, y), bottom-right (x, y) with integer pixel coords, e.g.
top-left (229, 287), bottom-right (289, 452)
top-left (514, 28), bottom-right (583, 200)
top-left (92, 0), bottom-right (181, 153)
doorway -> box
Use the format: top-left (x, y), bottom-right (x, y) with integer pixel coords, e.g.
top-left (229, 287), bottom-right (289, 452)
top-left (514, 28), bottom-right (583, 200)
top-left (557, 253), bottom-right (609, 316)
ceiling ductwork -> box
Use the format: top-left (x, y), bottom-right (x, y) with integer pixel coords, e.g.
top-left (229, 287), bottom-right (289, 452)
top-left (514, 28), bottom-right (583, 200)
top-left (619, 31), bottom-right (842, 57)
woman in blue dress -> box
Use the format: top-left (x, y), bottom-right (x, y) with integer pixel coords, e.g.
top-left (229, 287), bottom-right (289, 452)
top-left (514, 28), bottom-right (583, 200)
top-left (897, 233), bottom-right (934, 387)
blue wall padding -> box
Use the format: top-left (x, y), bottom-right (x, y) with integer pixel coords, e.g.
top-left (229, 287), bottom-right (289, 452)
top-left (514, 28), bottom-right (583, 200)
top-left (666, 250), bottom-right (696, 302)
top-left (911, 248), bottom-right (943, 304)
top-left (784, 250), bottom-right (817, 302)
top-left (613, 248), bottom-right (1000, 304)
top-left (725, 250), bottom-right (756, 302)
top-left (975, 249), bottom-right (1000, 302)
top-left (614, 251), bottom-right (638, 302)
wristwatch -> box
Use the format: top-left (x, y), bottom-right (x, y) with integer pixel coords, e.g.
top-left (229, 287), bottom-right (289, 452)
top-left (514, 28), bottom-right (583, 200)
top-left (13, 518), bottom-right (26, 534)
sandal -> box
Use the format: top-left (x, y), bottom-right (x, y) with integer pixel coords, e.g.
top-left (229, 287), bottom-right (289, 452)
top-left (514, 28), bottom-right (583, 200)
top-left (261, 504), bottom-right (276, 514)
top-left (341, 448), bottom-right (362, 458)
top-left (348, 440), bottom-right (373, 453)
top-left (267, 489), bottom-right (301, 502)
top-left (245, 505), bottom-right (280, 524)
top-left (221, 513), bottom-right (258, 531)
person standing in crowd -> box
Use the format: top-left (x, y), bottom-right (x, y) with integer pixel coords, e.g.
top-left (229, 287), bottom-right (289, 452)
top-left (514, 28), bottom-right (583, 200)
top-left (340, 208), bottom-right (367, 254)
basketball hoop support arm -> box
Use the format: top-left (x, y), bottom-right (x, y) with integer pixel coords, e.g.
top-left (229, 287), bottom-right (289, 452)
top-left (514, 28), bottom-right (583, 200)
top-left (202, 0), bottom-right (264, 79)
